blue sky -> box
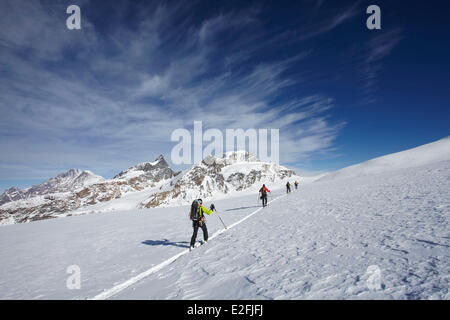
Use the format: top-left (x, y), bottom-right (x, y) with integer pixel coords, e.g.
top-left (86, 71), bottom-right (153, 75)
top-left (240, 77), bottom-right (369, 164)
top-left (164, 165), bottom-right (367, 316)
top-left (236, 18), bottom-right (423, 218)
top-left (0, 0), bottom-right (449, 192)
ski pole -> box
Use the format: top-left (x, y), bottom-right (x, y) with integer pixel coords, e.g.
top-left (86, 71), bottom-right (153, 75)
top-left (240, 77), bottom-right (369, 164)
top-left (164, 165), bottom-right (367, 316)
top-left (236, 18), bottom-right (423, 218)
top-left (214, 209), bottom-right (227, 229)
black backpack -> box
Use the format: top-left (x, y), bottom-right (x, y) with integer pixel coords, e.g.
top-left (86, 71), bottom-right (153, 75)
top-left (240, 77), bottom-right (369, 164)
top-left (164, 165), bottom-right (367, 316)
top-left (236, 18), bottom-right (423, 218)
top-left (260, 187), bottom-right (267, 196)
top-left (190, 199), bottom-right (200, 221)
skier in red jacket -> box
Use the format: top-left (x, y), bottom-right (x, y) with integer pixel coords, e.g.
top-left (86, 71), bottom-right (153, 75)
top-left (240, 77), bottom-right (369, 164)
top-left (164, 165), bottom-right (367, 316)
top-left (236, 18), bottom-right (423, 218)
top-left (259, 184), bottom-right (270, 207)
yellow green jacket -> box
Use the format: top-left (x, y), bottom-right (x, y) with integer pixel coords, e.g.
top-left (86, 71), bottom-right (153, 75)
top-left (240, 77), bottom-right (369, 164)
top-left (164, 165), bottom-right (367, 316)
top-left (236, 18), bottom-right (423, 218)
top-left (199, 205), bottom-right (213, 218)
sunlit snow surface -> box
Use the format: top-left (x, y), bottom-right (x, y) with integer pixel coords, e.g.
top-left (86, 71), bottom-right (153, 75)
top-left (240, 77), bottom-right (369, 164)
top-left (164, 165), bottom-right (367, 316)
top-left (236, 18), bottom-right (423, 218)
top-left (113, 160), bottom-right (450, 300)
top-left (0, 139), bottom-right (449, 299)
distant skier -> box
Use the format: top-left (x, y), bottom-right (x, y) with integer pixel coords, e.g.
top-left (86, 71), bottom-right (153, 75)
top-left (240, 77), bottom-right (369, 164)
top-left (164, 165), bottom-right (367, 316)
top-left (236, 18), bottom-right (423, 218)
top-left (259, 184), bottom-right (270, 207)
top-left (189, 199), bottom-right (215, 250)
top-left (294, 181), bottom-right (299, 190)
top-left (286, 182), bottom-right (292, 193)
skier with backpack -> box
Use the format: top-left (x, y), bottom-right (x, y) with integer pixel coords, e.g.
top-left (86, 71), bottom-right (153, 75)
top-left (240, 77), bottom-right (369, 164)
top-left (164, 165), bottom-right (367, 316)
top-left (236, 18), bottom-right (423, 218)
top-left (286, 182), bottom-right (292, 193)
top-left (189, 199), bottom-right (215, 250)
top-left (294, 181), bottom-right (299, 190)
top-left (259, 184), bottom-right (270, 207)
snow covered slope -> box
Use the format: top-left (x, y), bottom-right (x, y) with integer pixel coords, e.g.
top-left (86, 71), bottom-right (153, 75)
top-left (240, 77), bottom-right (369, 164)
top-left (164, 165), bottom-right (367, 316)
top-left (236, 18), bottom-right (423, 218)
top-left (113, 160), bottom-right (449, 299)
top-left (0, 141), bottom-right (448, 299)
top-left (318, 137), bottom-right (450, 182)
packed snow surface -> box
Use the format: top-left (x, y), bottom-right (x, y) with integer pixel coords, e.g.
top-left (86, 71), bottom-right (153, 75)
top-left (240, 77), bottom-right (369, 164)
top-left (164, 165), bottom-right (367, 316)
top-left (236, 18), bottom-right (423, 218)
top-left (112, 160), bottom-right (450, 300)
top-left (0, 139), bottom-right (449, 299)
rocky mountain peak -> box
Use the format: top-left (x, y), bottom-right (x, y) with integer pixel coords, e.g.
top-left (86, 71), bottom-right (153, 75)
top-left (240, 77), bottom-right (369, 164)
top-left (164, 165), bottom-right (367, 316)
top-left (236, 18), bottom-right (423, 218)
top-left (56, 169), bottom-right (82, 179)
top-left (5, 186), bottom-right (20, 193)
top-left (0, 168), bottom-right (104, 207)
top-left (140, 151), bottom-right (296, 208)
top-left (155, 154), bottom-right (165, 162)
top-left (113, 155), bottom-right (172, 179)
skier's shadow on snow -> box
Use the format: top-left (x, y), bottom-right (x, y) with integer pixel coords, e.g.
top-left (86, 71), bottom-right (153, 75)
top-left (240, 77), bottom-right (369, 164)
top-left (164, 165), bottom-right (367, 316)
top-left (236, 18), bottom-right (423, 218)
top-left (142, 239), bottom-right (190, 248)
top-left (225, 205), bottom-right (261, 211)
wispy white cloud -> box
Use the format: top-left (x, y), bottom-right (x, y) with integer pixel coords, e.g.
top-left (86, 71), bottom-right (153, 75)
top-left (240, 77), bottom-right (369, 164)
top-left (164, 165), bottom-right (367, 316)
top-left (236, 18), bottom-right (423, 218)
top-left (361, 28), bottom-right (404, 103)
top-left (367, 29), bottom-right (404, 63)
top-left (269, 2), bottom-right (360, 45)
top-left (0, 0), bottom-right (345, 182)
top-left (298, 2), bottom-right (359, 41)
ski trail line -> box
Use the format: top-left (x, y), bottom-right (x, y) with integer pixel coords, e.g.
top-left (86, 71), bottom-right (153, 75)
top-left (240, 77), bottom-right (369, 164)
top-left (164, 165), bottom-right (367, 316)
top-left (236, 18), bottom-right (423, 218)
top-left (89, 193), bottom-right (287, 300)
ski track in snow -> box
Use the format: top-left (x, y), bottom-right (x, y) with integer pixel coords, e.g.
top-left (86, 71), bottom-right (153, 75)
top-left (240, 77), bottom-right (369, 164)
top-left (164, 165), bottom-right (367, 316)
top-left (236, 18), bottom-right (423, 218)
top-left (90, 194), bottom-right (288, 300)
top-left (0, 158), bottom-right (449, 300)
top-left (111, 161), bottom-right (450, 300)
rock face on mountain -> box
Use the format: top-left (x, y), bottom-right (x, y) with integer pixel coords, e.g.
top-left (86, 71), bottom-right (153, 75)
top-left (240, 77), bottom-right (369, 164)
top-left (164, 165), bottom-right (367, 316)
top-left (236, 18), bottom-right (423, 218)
top-left (140, 151), bottom-right (296, 208)
top-left (113, 155), bottom-right (176, 188)
top-left (0, 155), bottom-right (178, 224)
top-left (0, 187), bottom-right (24, 206)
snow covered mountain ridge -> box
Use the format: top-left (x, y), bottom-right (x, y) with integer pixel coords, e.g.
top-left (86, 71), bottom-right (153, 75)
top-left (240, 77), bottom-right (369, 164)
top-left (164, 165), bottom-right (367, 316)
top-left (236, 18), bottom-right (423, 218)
top-left (140, 151), bottom-right (296, 208)
top-left (0, 152), bottom-right (295, 225)
top-left (0, 155), bottom-right (179, 224)
top-left (0, 169), bottom-right (104, 206)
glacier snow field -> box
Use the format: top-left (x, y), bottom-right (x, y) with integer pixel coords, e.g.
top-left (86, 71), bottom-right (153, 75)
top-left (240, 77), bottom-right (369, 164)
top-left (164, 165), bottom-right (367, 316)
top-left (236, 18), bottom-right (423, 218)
top-left (0, 159), bottom-right (449, 299)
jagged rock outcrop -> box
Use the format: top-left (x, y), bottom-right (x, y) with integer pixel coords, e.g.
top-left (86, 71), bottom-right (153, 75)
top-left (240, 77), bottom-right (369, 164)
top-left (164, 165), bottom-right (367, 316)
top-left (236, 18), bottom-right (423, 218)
top-left (0, 187), bottom-right (24, 206)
